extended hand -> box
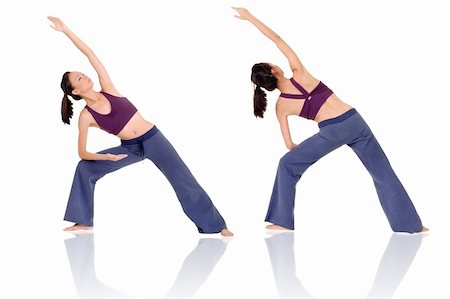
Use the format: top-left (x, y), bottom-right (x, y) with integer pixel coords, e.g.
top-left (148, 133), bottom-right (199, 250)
top-left (288, 143), bottom-right (298, 150)
top-left (232, 7), bottom-right (251, 20)
top-left (47, 16), bottom-right (66, 32)
top-left (106, 153), bottom-right (128, 161)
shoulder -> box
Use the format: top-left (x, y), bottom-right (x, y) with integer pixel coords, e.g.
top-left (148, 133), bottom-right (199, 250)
top-left (275, 98), bottom-right (289, 114)
top-left (79, 108), bottom-right (95, 127)
top-left (100, 89), bottom-right (124, 98)
top-left (276, 96), bottom-right (305, 118)
top-left (79, 108), bottom-right (92, 119)
top-left (292, 69), bottom-right (317, 86)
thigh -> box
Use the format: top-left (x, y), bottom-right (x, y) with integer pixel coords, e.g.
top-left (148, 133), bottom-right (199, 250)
top-left (142, 131), bottom-right (185, 168)
top-left (283, 131), bottom-right (344, 165)
top-left (79, 145), bottom-right (142, 176)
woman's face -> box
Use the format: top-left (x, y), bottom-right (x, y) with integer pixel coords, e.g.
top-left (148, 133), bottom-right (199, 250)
top-left (68, 72), bottom-right (93, 95)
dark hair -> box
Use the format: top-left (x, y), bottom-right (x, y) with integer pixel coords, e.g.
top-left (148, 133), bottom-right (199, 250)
top-left (60, 72), bottom-right (82, 125)
top-left (250, 63), bottom-right (277, 118)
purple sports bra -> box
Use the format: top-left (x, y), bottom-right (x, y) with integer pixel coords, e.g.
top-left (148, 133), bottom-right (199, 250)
top-left (280, 78), bottom-right (334, 120)
top-left (85, 91), bottom-right (138, 135)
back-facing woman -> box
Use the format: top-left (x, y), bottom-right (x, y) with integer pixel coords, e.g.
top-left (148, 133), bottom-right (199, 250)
top-left (232, 7), bottom-right (427, 233)
top-left (49, 16), bottom-right (233, 237)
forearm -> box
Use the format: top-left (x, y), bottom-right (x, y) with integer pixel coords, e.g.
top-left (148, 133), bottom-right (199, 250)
top-left (236, 8), bottom-right (304, 73)
top-left (62, 24), bottom-right (113, 90)
top-left (281, 130), bottom-right (296, 150)
top-left (63, 27), bottom-right (94, 58)
top-left (246, 13), bottom-right (281, 43)
top-left (278, 115), bottom-right (296, 150)
top-left (79, 151), bottom-right (110, 161)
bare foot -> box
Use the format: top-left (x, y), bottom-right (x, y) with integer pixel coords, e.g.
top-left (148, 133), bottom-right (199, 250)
top-left (220, 228), bottom-right (234, 237)
top-left (265, 224), bottom-right (290, 231)
top-left (63, 224), bottom-right (93, 232)
top-left (420, 226), bottom-right (429, 233)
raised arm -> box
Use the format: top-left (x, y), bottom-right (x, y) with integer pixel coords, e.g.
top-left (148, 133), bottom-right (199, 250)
top-left (47, 16), bottom-right (120, 95)
top-left (233, 7), bottom-right (306, 75)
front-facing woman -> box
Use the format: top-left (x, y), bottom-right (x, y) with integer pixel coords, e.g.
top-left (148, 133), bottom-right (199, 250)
top-left (49, 16), bottom-right (232, 237)
top-left (232, 8), bottom-right (427, 233)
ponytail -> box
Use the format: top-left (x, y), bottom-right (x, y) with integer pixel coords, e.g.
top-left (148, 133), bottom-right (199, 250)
top-left (253, 85), bottom-right (267, 118)
top-left (61, 93), bottom-right (73, 125)
top-left (250, 63), bottom-right (277, 118)
top-left (60, 71), bottom-right (82, 125)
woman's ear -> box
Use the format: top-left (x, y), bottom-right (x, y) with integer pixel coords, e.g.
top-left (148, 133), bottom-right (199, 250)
top-left (72, 89), bottom-right (79, 95)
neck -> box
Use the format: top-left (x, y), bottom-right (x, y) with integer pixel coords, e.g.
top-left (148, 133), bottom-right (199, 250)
top-left (276, 76), bottom-right (291, 91)
top-left (80, 90), bottom-right (102, 106)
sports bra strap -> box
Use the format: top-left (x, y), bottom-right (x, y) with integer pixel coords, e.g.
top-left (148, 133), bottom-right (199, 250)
top-left (279, 93), bottom-right (307, 99)
top-left (280, 78), bottom-right (313, 100)
top-left (289, 78), bottom-right (309, 96)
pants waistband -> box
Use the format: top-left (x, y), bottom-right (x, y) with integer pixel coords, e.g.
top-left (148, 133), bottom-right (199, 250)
top-left (318, 108), bottom-right (357, 128)
top-left (121, 125), bottom-right (159, 145)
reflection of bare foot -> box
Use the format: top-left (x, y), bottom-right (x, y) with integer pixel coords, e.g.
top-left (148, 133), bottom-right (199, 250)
top-left (266, 224), bottom-right (290, 231)
top-left (221, 229), bottom-right (234, 237)
top-left (221, 236), bottom-right (234, 244)
top-left (63, 224), bottom-right (93, 232)
top-left (266, 229), bottom-right (294, 236)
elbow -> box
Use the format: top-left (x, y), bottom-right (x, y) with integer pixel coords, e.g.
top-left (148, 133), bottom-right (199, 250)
top-left (273, 34), bottom-right (284, 44)
top-left (78, 150), bottom-right (88, 160)
top-left (84, 48), bottom-right (96, 59)
top-left (85, 47), bottom-right (94, 55)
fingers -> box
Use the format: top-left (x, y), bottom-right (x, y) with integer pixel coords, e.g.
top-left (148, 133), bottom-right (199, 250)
top-left (231, 7), bottom-right (241, 15)
top-left (115, 154), bottom-right (128, 161)
top-left (47, 16), bottom-right (60, 30)
top-left (47, 16), bottom-right (58, 23)
top-left (231, 7), bottom-right (249, 20)
top-left (108, 153), bottom-right (128, 161)
top-left (47, 16), bottom-right (55, 26)
top-left (47, 16), bottom-right (63, 27)
top-left (231, 7), bottom-right (247, 12)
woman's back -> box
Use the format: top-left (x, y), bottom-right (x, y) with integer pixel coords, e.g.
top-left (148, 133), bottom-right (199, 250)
top-left (277, 73), bottom-right (352, 122)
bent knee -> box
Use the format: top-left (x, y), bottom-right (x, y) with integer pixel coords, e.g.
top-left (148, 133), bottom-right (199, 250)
top-left (76, 159), bottom-right (93, 169)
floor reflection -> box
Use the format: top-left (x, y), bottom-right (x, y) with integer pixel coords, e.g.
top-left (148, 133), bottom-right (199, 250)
top-left (64, 233), bottom-right (230, 299)
top-left (265, 232), bottom-right (315, 298)
top-left (165, 237), bottom-right (230, 298)
top-left (265, 232), bottom-right (425, 299)
top-left (64, 231), bottom-right (424, 299)
top-left (64, 232), bottom-right (127, 298)
top-left (366, 233), bottom-right (425, 299)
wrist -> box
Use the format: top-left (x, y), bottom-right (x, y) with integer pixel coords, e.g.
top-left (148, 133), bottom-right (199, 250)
top-left (247, 14), bottom-right (256, 22)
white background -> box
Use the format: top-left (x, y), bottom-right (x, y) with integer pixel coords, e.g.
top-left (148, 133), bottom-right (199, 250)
top-left (1, 0), bottom-right (449, 298)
